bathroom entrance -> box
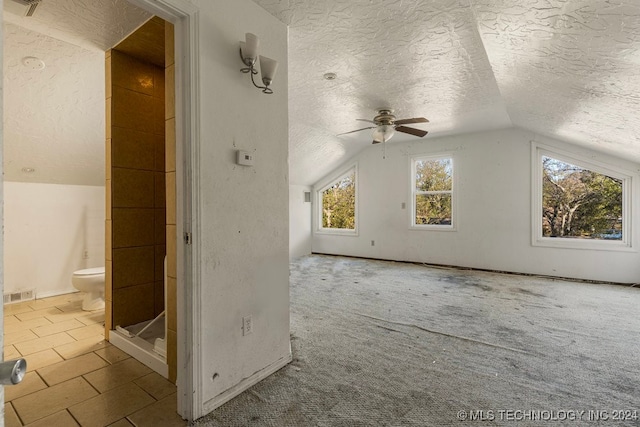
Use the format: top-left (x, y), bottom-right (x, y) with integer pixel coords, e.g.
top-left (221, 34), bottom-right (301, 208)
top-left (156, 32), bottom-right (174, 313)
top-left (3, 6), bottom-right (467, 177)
top-left (104, 16), bottom-right (178, 383)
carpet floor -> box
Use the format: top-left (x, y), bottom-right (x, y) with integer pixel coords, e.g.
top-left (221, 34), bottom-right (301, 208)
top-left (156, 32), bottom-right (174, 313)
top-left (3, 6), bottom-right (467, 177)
top-left (194, 255), bottom-right (640, 426)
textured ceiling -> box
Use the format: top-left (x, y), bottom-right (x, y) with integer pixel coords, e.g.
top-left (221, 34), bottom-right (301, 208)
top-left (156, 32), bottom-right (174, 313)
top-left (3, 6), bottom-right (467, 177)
top-left (3, 0), bottom-right (151, 185)
top-left (252, 0), bottom-right (640, 185)
top-left (4, 0), bottom-right (151, 52)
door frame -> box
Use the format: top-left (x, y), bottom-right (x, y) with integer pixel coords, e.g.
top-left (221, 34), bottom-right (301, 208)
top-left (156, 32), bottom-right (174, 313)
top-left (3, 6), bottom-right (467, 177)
top-left (125, 0), bottom-right (201, 420)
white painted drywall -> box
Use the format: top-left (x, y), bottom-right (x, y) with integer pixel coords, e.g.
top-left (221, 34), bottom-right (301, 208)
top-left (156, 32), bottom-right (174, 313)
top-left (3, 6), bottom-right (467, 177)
top-left (312, 128), bottom-right (640, 284)
top-left (289, 185), bottom-right (312, 259)
top-left (193, 0), bottom-right (291, 412)
top-left (3, 182), bottom-right (105, 298)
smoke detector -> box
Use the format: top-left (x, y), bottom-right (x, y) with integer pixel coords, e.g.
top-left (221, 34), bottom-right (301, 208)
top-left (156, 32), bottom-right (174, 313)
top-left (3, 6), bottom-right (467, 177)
top-left (7, 0), bottom-right (43, 17)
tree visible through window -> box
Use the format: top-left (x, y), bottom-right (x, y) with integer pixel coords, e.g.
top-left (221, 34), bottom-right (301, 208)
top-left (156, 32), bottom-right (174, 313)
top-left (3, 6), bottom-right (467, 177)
top-left (320, 170), bottom-right (356, 230)
top-left (413, 157), bottom-right (453, 227)
top-left (542, 156), bottom-right (622, 240)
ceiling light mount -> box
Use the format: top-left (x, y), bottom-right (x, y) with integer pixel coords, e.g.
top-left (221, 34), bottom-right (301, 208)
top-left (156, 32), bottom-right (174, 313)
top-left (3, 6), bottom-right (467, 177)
top-left (22, 56), bottom-right (45, 70)
top-left (323, 72), bottom-right (337, 81)
top-left (239, 33), bottom-right (278, 94)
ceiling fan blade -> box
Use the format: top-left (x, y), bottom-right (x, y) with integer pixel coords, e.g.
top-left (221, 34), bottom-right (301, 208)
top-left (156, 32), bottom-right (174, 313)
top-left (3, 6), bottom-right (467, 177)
top-left (337, 126), bottom-right (376, 136)
top-left (395, 126), bottom-right (428, 138)
top-left (356, 119), bottom-right (377, 124)
top-left (394, 117), bottom-right (429, 125)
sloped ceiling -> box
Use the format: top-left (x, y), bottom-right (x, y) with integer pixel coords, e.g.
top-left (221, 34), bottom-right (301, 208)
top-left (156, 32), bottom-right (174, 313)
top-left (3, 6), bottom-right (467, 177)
top-left (252, 0), bottom-right (640, 186)
top-left (3, 0), bottom-right (151, 185)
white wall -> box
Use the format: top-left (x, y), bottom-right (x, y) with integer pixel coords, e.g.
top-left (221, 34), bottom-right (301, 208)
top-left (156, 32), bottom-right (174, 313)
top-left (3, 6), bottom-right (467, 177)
top-left (312, 128), bottom-right (640, 283)
top-left (4, 182), bottom-right (105, 298)
top-left (194, 0), bottom-right (291, 413)
top-left (289, 185), bottom-right (312, 259)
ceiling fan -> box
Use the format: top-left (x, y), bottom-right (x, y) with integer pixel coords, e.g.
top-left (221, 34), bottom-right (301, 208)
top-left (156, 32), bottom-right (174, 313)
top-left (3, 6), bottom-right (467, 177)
top-left (338, 109), bottom-right (429, 144)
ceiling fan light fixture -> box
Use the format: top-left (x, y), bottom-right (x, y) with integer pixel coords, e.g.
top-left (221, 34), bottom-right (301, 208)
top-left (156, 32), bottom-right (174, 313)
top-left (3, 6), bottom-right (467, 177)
top-left (372, 125), bottom-right (395, 143)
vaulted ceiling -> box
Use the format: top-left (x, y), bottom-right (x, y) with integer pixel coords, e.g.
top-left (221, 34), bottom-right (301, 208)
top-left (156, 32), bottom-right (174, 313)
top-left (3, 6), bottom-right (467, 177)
top-left (252, 0), bottom-right (640, 185)
top-left (3, 0), bottom-right (640, 187)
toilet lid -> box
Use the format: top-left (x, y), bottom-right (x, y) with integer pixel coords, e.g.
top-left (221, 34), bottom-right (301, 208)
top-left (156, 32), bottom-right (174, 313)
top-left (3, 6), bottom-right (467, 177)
top-left (74, 267), bottom-right (105, 276)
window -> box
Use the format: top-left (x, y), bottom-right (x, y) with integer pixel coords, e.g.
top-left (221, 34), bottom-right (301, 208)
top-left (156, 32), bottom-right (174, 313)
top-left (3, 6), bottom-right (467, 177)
top-left (532, 143), bottom-right (632, 250)
top-left (411, 155), bottom-right (455, 229)
top-left (317, 166), bottom-right (357, 234)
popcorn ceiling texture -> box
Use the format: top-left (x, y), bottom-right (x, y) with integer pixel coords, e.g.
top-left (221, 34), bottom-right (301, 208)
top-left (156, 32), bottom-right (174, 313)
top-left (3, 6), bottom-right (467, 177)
top-left (252, 0), bottom-right (640, 185)
top-left (3, 0), bottom-right (151, 185)
top-left (3, 23), bottom-right (106, 185)
top-left (3, 0), bottom-right (152, 51)
top-left (4, 0), bottom-right (640, 185)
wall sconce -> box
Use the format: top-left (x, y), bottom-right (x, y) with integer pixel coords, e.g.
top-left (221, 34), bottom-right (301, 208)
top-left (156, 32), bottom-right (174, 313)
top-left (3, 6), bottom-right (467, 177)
top-left (239, 33), bottom-right (278, 94)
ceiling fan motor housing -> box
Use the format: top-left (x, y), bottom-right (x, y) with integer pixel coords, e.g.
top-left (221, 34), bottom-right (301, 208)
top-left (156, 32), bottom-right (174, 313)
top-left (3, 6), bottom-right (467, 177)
top-left (374, 109), bottom-right (396, 126)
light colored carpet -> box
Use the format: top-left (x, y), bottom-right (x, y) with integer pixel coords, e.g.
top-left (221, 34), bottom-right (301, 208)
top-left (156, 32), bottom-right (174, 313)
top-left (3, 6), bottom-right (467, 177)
top-left (195, 255), bottom-right (640, 426)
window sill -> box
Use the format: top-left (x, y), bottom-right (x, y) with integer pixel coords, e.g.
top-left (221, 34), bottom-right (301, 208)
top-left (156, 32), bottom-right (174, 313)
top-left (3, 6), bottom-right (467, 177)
top-left (409, 225), bottom-right (457, 232)
top-left (315, 229), bottom-right (359, 237)
top-left (533, 237), bottom-right (635, 252)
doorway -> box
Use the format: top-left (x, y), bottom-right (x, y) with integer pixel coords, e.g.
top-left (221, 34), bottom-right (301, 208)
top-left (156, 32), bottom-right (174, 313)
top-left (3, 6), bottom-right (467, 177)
top-left (1, 0), bottom-right (199, 421)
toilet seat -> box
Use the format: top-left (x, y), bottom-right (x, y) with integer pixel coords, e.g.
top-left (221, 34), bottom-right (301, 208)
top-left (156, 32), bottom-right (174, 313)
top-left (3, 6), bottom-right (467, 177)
top-left (73, 267), bottom-right (105, 277)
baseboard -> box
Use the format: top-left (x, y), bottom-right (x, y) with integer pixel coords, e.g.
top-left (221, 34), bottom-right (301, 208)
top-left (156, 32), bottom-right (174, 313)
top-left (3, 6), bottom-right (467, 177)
top-left (202, 351), bottom-right (292, 415)
top-left (32, 289), bottom-right (78, 300)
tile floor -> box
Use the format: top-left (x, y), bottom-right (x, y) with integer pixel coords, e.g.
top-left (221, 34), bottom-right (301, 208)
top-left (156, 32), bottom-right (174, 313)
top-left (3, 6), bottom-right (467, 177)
top-left (3, 293), bottom-right (186, 427)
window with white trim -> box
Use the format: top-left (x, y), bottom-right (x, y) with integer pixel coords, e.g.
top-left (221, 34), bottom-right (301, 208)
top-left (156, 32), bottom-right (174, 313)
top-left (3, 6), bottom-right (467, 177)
top-left (533, 143), bottom-right (632, 250)
top-left (411, 155), bottom-right (454, 229)
top-left (317, 167), bottom-right (357, 234)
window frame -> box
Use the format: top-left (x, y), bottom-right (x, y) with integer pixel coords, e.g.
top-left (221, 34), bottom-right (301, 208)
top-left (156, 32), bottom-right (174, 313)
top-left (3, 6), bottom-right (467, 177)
top-left (315, 164), bottom-right (359, 236)
top-left (531, 142), bottom-right (634, 251)
top-left (410, 154), bottom-right (457, 231)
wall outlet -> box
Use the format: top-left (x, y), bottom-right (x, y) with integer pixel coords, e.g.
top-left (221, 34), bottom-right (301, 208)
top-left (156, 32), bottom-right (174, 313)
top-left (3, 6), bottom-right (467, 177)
top-left (83, 250), bottom-right (89, 259)
top-left (243, 315), bottom-right (253, 336)
top-left (371, 240), bottom-right (375, 246)
top-left (401, 202), bottom-right (406, 209)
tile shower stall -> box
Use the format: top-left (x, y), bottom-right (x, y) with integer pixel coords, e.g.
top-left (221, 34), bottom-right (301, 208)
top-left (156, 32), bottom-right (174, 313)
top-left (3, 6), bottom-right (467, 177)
top-left (105, 17), bottom-right (178, 382)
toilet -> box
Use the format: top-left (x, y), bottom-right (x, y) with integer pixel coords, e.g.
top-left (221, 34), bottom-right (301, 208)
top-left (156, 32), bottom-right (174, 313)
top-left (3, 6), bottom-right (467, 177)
top-left (72, 267), bottom-right (105, 311)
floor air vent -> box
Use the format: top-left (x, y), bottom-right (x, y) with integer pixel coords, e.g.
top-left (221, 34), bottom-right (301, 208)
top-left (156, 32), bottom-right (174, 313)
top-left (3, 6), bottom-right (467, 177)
top-left (3, 290), bottom-right (34, 305)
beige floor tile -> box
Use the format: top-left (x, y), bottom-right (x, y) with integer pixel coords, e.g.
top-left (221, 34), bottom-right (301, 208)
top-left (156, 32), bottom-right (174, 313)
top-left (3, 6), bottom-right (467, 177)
top-left (109, 419), bottom-right (135, 427)
top-left (56, 300), bottom-right (84, 313)
top-left (5, 371), bottom-right (47, 402)
top-left (134, 372), bottom-right (176, 400)
top-left (23, 410), bottom-right (79, 427)
top-left (13, 377), bottom-right (98, 425)
top-left (5, 345), bottom-right (22, 359)
top-left (67, 323), bottom-right (105, 340)
top-left (5, 329), bottom-right (39, 346)
top-left (32, 319), bottom-right (85, 337)
top-left (54, 335), bottom-right (109, 360)
top-left (5, 317), bottom-right (53, 335)
top-left (28, 293), bottom-right (81, 311)
top-left (127, 393), bottom-right (186, 427)
top-left (76, 310), bottom-right (106, 326)
top-left (5, 302), bottom-right (35, 316)
top-left (25, 348), bottom-right (65, 371)
top-left (4, 403), bottom-right (22, 427)
top-left (16, 307), bottom-right (62, 322)
top-left (5, 315), bottom-right (21, 325)
top-left (84, 357), bottom-right (152, 393)
top-left (38, 352), bottom-right (108, 386)
top-left (45, 310), bottom-right (90, 324)
top-left (15, 332), bottom-right (75, 356)
top-left (68, 383), bottom-right (155, 427)
top-left (95, 345), bottom-right (131, 364)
